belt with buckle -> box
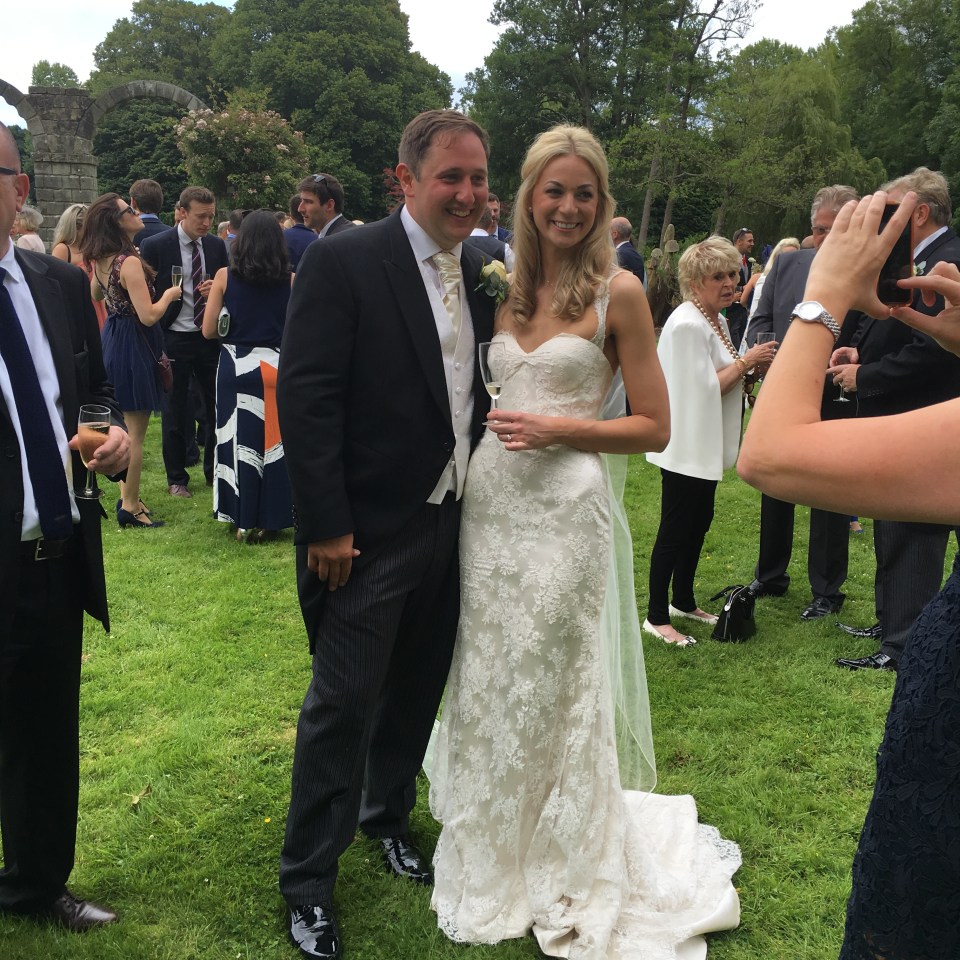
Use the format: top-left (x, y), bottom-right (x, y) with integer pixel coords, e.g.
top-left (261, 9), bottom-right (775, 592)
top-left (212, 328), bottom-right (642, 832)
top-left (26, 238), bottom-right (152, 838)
top-left (19, 537), bottom-right (72, 561)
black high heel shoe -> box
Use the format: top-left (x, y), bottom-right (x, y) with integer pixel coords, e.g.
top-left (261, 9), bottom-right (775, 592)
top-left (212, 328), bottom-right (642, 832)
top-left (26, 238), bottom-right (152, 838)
top-left (117, 498), bottom-right (151, 517)
top-left (117, 506), bottom-right (165, 528)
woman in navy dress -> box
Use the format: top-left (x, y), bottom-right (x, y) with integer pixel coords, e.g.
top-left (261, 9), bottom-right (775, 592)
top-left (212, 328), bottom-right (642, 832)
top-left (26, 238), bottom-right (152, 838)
top-left (81, 194), bottom-right (181, 528)
top-left (202, 210), bottom-right (293, 543)
top-left (739, 191), bottom-right (960, 960)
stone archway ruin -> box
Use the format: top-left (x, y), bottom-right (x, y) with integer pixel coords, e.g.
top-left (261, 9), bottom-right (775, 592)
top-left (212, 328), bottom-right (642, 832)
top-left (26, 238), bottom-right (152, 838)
top-left (0, 79), bottom-right (206, 245)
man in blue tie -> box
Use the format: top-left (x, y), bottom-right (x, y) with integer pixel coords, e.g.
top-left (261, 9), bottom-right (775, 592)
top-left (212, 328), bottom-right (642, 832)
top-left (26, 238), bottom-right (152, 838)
top-left (0, 123), bottom-right (130, 932)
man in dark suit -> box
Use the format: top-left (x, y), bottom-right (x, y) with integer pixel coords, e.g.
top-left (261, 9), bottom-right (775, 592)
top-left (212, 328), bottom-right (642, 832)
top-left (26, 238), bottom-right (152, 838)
top-left (828, 167), bottom-right (960, 670)
top-left (487, 192), bottom-right (512, 243)
top-left (283, 194), bottom-right (317, 271)
top-left (725, 227), bottom-right (755, 346)
top-left (130, 179), bottom-right (170, 246)
top-left (297, 173), bottom-right (356, 240)
top-left (745, 185), bottom-right (860, 620)
top-left (140, 186), bottom-right (228, 497)
top-left (612, 216), bottom-right (645, 285)
top-left (0, 123), bottom-right (130, 932)
top-left (276, 110), bottom-right (495, 960)
top-left (465, 207), bottom-right (513, 269)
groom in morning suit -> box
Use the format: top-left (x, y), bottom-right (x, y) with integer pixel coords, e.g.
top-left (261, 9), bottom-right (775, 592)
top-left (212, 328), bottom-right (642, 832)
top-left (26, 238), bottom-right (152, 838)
top-left (276, 110), bottom-right (496, 960)
top-left (139, 186), bottom-right (228, 497)
top-left (0, 123), bottom-right (130, 932)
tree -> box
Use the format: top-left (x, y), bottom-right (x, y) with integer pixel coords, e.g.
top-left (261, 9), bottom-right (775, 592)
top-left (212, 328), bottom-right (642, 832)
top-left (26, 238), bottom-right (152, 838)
top-left (94, 100), bottom-right (188, 212)
top-left (175, 94), bottom-right (310, 211)
top-left (87, 0), bottom-right (232, 98)
top-left (31, 61), bottom-right (81, 88)
top-left (210, 0), bottom-right (452, 220)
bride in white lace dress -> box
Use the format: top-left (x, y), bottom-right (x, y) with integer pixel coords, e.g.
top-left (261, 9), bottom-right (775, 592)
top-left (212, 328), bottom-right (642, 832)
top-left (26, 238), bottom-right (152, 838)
top-left (429, 126), bottom-right (742, 959)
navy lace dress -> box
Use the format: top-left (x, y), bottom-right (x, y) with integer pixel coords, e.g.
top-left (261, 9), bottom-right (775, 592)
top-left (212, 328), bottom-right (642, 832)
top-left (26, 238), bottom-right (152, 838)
top-left (99, 253), bottom-right (168, 413)
top-left (839, 552), bottom-right (960, 959)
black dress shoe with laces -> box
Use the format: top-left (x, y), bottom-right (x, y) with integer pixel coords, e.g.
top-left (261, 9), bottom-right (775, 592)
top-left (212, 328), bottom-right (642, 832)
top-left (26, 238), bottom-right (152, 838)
top-left (800, 596), bottom-right (843, 620)
top-left (747, 579), bottom-right (787, 598)
top-left (45, 890), bottom-right (117, 932)
top-left (835, 651), bottom-right (898, 671)
top-left (379, 835), bottom-right (432, 885)
top-left (289, 904), bottom-right (341, 959)
top-left (836, 621), bottom-right (882, 639)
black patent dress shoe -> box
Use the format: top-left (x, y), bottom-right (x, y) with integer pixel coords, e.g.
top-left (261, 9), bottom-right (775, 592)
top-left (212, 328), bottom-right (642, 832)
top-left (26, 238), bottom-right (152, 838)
top-left (836, 621), bottom-right (882, 639)
top-left (747, 579), bottom-right (787, 598)
top-left (289, 904), bottom-right (341, 959)
top-left (45, 890), bottom-right (117, 931)
top-left (379, 836), bottom-right (433, 885)
top-left (800, 596), bottom-right (843, 620)
top-left (835, 651), bottom-right (898, 671)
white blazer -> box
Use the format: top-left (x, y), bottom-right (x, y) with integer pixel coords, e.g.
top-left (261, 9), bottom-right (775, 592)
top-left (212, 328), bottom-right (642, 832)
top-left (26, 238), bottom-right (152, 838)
top-left (647, 300), bottom-right (743, 481)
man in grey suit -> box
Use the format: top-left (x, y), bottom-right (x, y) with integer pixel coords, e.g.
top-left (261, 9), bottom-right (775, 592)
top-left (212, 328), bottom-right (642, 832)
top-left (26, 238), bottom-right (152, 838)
top-left (277, 110), bottom-right (496, 960)
top-left (297, 173), bottom-right (356, 239)
top-left (744, 185), bottom-right (860, 621)
top-left (0, 123), bottom-right (129, 932)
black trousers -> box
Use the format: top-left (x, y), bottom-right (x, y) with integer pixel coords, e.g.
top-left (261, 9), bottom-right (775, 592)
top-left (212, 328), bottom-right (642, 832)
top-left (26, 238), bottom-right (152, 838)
top-left (280, 496), bottom-right (461, 906)
top-left (0, 541), bottom-right (83, 913)
top-left (754, 494), bottom-right (849, 603)
top-left (161, 330), bottom-right (218, 487)
top-left (647, 469), bottom-right (717, 625)
top-left (874, 519), bottom-right (952, 658)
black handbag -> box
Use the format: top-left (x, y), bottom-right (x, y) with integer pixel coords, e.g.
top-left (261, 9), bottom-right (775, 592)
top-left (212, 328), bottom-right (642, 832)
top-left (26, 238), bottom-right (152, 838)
top-left (709, 584), bottom-right (756, 642)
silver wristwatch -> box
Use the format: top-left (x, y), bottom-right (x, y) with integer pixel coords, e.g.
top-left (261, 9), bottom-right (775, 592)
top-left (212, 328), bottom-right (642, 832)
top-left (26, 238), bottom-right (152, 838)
top-left (789, 300), bottom-right (842, 343)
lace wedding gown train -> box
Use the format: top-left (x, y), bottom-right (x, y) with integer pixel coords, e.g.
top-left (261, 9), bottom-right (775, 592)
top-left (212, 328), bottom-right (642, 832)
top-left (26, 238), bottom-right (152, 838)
top-left (430, 296), bottom-right (741, 960)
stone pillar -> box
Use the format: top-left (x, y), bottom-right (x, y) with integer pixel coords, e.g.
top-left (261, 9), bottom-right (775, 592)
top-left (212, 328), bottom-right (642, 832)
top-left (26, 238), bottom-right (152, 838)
top-left (26, 87), bottom-right (99, 249)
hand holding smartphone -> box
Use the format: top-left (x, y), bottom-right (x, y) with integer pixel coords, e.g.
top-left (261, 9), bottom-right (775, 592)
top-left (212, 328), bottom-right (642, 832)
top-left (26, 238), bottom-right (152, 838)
top-left (877, 203), bottom-right (913, 306)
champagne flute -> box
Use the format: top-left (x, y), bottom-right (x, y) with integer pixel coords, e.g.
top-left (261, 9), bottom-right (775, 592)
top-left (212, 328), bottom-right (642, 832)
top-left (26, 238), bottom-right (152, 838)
top-left (478, 341), bottom-right (501, 410)
top-left (835, 384), bottom-right (850, 403)
top-left (755, 331), bottom-right (776, 380)
top-left (77, 404), bottom-right (111, 499)
top-left (171, 266), bottom-right (183, 289)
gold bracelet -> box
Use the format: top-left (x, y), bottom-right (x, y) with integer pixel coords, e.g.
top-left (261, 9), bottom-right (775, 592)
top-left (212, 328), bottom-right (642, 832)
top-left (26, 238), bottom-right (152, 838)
top-left (734, 357), bottom-right (748, 376)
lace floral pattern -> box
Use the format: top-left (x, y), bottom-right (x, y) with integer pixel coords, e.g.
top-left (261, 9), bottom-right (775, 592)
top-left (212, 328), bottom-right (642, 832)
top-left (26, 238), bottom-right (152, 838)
top-left (839, 554), bottom-right (960, 960)
top-left (430, 297), bottom-right (741, 959)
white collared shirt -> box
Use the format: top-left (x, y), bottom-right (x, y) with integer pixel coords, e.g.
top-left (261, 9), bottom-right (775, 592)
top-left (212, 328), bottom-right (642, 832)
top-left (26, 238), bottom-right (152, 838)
top-left (318, 214), bottom-right (344, 238)
top-left (400, 206), bottom-right (476, 502)
top-left (914, 225), bottom-right (948, 262)
top-left (0, 244), bottom-right (79, 538)
top-left (170, 223), bottom-right (207, 332)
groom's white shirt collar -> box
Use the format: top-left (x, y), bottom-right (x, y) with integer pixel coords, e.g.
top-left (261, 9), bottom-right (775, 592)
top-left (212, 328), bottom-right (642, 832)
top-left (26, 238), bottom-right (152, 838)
top-left (400, 206), bottom-right (463, 263)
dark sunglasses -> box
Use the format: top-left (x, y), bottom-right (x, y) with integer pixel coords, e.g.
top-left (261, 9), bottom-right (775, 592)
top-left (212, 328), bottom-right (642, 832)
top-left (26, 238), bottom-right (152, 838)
top-left (0, 166), bottom-right (21, 176)
top-left (116, 205), bottom-right (136, 218)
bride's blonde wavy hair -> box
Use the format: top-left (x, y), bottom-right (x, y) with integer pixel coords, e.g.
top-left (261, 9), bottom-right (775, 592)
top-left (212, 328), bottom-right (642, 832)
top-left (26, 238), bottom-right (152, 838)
top-left (509, 125), bottom-right (617, 325)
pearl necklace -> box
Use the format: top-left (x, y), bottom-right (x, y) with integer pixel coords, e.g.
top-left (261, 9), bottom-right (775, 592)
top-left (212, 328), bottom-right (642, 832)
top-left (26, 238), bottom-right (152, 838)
top-left (691, 297), bottom-right (752, 392)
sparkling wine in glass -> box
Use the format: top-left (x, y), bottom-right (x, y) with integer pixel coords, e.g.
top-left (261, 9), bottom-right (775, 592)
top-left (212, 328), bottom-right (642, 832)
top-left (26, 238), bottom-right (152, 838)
top-left (835, 385), bottom-right (850, 403)
top-left (478, 341), bottom-right (501, 410)
top-left (77, 404), bottom-right (111, 499)
top-left (171, 266), bottom-right (183, 289)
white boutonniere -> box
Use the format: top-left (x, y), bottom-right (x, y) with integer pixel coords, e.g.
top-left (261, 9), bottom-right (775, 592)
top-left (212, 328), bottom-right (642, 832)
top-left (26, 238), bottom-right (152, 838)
top-left (914, 260), bottom-right (926, 276)
top-left (476, 259), bottom-right (509, 305)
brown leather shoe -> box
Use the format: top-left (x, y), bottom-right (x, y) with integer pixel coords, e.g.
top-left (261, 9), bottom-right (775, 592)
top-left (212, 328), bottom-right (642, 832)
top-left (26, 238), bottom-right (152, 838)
top-left (45, 890), bottom-right (117, 931)
top-left (168, 483), bottom-right (192, 498)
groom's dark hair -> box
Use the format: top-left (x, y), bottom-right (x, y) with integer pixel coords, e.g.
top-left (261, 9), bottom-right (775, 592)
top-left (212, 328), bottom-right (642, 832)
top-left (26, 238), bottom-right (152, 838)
top-left (398, 110), bottom-right (489, 178)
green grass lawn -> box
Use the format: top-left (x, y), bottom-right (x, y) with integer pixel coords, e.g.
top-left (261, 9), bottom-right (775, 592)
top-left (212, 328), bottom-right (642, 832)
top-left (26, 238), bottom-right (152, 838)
top-left (1, 418), bottom-right (917, 959)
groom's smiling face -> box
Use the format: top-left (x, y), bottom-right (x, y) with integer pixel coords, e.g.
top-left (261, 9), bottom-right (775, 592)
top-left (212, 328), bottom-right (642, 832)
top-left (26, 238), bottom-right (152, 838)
top-left (398, 131), bottom-right (489, 250)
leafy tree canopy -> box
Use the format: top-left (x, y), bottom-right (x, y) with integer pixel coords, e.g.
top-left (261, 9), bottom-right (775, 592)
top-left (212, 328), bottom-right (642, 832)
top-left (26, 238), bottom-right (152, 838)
top-left (31, 61), bottom-right (81, 88)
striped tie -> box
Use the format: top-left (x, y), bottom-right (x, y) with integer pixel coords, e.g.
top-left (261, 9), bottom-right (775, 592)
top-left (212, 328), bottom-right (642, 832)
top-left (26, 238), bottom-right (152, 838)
top-left (191, 240), bottom-right (204, 327)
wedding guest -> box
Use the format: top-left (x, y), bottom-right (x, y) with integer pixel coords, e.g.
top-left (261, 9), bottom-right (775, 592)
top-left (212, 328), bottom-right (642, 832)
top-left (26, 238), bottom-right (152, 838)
top-left (645, 237), bottom-right (775, 645)
top-left (82, 194), bottom-right (181, 527)
top-left (203, 210), bottom-right (293, 543)
top-left (14, 205), bottom-right (44, 253)
top-left (51, 203), bottom-right (106, 330)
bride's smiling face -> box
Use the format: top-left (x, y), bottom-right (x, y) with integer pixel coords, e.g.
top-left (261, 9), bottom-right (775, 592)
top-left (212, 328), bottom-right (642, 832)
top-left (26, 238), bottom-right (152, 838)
top-left (531, 154), bottom-right (599, 252)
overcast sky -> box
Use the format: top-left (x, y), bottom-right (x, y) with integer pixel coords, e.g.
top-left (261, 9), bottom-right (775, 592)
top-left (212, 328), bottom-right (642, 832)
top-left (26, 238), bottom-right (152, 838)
top-left (0, 0), bottom-right (862, 128)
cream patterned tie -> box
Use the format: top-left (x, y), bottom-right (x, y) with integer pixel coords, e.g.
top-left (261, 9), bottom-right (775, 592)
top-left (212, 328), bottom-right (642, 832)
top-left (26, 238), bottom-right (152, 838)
top-left (432, 250), bottom-right (462, 340)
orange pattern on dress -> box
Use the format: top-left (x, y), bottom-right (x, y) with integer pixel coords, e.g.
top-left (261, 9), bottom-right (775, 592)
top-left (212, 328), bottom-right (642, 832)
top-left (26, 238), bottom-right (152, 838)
top-left (261, 360), bottom-right (282, 451)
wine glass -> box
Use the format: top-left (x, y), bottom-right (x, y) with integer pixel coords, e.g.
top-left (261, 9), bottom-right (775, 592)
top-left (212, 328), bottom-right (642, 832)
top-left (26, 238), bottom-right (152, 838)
top-left (755, 331), bottom-right (776, 380)
top-left (835, 384), bottom-right (850, 403)
top-left (171, 266), bottom-right (183, 289)
top-left (478, 341), bottom-right (501, 410)
top-left (77, 404), bottom-right (111, 499)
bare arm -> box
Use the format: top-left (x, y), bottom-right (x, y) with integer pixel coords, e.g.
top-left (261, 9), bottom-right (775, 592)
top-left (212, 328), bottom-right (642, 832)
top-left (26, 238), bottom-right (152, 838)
top-left (488, 272), bottom-right (671, 454)
top-left (119, 255), bottom-right (181, 326)
top-left (739, 191), bottom-right (960, 524)
top-left (202, 267), bottom-right (228, 339)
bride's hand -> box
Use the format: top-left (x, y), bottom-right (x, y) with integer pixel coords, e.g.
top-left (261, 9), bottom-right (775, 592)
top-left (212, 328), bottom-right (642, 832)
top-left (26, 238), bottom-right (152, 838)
top-left (485, 410), bottom-right (564, 450)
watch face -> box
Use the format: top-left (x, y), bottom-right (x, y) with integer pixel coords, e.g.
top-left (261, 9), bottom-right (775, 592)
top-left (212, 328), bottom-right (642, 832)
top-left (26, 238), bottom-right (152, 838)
top-left (794, 300), bottom-right (823, 320)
